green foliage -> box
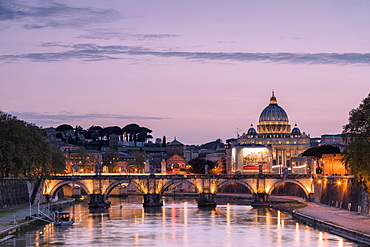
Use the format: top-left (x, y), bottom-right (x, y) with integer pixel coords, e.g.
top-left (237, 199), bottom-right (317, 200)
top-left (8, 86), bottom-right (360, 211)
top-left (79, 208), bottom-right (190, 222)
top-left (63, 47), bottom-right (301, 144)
top-left (302, 145), bottom-right (340, 174)
top-left (56, 124), bottom-right (73, 132)
top-left (342, 93), bottom-right (370, 191)
top-left (126, 152), bottom-right (147, 173)
top-left (122, 124), bottom-right (152, 143)
top-left (188, 157), bottom-right (216, 174)
top-left (102, 150), bottom-right (118, 172)
top-left (50, 145), bottom-right (66, 174)
top-left (302, 145), bottom-right (340, 158)
top-left (200, 139), bottom-right (224, 150)
top-left (216, 156), bottom-right (227, 174)
top-left (122, 123), bottom-right (140, 141)
top-left (70, 146), bottom-right (96, 171)
top-left (162, 135), bottom-right (166, 147)
top-left (0, 111), bottom-right (51, 177)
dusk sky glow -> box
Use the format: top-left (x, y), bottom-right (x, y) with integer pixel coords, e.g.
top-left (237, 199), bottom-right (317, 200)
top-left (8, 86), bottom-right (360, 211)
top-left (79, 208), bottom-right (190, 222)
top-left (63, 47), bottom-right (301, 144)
top-left (1, 1), bottom-right (370, 144)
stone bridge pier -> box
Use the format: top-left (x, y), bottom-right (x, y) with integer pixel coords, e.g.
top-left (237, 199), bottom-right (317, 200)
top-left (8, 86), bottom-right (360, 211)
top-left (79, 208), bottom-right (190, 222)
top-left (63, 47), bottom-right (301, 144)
top-left (88, 193), bottom-right (111, 209)
top-left (43, 174), bottom-right (315, 210)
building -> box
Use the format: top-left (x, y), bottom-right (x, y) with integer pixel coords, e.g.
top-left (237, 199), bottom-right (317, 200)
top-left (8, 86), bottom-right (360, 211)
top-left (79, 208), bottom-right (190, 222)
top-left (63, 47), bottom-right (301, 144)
top-left (64, 148), bottom-right (103, 174)
top-left (321, 134), bottom-right (344, 146)
top-left (166, 154), bottom-right (187, 174)
top-left (166, 138), bottom-right (184, 158)
top-left (165, 138), bottom-right (187, 174)
top-left (109, 134), bottom-right (119, 151)
top-left (235, 92), bottom-right (310, 174)
top-left (321, 154), bottom-right (348, 175)
top-left (231, 145), bottom-right (272, 173)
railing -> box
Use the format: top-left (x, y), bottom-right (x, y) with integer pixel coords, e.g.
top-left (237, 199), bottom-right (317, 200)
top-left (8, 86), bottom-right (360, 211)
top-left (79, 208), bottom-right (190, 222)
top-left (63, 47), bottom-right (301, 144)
top-left (39, 208), bottom-right (55, 222)
top-left (49, 173), bottom-right (314, 180)
top-left (34, 205), bottom-right (55, 223)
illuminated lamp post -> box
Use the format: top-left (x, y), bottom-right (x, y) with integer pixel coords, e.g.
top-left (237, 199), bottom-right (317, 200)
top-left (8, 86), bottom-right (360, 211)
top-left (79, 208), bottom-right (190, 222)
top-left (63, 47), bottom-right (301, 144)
top-left (95, 162), bottom-right (102, 176)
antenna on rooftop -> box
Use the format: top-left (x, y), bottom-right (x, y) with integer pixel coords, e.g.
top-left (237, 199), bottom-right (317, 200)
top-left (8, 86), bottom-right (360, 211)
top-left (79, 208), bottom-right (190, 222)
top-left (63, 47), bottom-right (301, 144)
top-left (235, 127), bottom-right (242, 137)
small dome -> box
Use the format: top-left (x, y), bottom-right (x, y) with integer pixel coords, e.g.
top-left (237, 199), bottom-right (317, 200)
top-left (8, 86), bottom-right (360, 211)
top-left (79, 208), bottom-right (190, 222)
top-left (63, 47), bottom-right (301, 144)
top-left (167, 137), bottom-right (183, 146)
top-left (259, 91), bottom-right (289, 123)
top-left (291, 124), bottom-right (301, 135)
top-left (247, 124), bottom-right (257, 135)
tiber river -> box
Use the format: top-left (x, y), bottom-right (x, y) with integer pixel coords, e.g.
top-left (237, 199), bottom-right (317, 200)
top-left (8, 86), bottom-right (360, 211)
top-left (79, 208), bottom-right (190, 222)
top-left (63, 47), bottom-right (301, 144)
top-left (1, 196), bottom-right (359, 247)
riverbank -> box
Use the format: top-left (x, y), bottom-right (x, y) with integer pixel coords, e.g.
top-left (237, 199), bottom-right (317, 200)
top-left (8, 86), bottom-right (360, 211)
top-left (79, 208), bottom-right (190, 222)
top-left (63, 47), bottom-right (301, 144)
top-left (293, 201), bottom-right (370, 246)
top-left (0, 198), bottom-right (75, 243)
top-left (218, 193), bottom-right (370, 245)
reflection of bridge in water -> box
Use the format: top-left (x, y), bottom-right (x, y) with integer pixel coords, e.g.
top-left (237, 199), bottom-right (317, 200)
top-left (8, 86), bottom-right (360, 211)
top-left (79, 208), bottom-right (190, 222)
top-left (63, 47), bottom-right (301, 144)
top-left (44, 174), bottom-right (315, 209)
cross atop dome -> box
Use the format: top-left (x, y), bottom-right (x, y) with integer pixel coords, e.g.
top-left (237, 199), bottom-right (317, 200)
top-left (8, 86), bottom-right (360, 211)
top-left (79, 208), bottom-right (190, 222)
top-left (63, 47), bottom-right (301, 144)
top-left (270, 90), bottom-right (278, 104)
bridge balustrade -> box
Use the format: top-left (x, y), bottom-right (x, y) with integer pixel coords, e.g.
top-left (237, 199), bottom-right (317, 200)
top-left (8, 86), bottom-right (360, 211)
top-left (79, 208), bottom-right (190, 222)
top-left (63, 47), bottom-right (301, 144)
top-left (45, 173), bottom-right (315, 210)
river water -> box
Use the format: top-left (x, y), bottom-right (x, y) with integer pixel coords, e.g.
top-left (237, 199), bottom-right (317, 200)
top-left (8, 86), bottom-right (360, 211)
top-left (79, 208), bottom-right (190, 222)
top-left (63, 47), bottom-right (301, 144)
top-left (1, 196), bottom-right (358, 247)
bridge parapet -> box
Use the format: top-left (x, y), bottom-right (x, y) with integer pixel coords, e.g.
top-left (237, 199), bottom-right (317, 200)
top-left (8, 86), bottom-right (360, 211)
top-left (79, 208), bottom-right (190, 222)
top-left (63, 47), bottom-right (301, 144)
top-left (44, 174), bottom-right (315, 209)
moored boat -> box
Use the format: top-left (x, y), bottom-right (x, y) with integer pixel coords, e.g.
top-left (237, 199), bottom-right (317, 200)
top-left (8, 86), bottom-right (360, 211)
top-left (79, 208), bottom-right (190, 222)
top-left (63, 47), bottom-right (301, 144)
top-left (54, 212), bottom-right (74, 226)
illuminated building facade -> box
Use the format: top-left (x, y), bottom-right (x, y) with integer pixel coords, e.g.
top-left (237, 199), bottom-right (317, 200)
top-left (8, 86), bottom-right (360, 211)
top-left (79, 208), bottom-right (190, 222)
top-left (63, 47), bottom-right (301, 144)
top-left (236, 92), bottom-right (310, 174)
top-left (321, 154), bottom-right (348, 175)
top-left (231, 145), bottom-right (272, 173)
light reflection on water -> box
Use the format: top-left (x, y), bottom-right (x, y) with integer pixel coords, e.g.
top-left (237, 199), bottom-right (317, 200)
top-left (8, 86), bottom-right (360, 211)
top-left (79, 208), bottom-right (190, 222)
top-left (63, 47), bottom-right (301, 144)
top-left (1, 196), bottom-right (358, 247)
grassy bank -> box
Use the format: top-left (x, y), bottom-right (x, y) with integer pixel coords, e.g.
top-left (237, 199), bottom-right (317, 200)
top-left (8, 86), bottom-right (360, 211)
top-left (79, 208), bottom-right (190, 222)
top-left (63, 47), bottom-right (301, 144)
top-left (269, 197), bottom-right (307, 213)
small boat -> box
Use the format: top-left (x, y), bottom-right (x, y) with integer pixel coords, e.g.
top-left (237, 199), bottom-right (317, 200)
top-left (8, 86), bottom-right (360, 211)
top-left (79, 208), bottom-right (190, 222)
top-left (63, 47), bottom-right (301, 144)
top-left (54, 212), bottom-right (74, 226)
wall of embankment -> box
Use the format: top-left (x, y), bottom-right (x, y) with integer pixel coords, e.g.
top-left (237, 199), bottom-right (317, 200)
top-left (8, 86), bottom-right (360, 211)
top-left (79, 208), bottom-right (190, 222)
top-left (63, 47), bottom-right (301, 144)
top-left (315, 176), bottom-right (369, 215)
top-left (291, 211), bottom-right (370, 245)
top-left (0, 178), bottom-right (45, 210)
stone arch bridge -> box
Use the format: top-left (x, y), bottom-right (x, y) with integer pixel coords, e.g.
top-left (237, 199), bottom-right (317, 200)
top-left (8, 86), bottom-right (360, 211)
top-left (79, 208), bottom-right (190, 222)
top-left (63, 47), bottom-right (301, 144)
top-left (43, 174), bottom-right (314, 208)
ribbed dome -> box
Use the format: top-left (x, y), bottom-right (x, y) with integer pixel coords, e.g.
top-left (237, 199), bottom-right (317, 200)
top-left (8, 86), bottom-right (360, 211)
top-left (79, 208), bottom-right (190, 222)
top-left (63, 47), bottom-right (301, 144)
top-left (257, 92), bottom-right (291, 134)
top-left (291, 124), bottom-right (301, 135)
top-left (259, 92), bottom-right (289, 124)
top-left (247, 124), bottom-right (257, 135)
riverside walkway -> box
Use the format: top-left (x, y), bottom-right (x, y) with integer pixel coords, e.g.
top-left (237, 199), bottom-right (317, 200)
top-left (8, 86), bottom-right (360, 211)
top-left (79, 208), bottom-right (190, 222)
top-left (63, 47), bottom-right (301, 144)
top-left (296, 201), bottom-right (370, 236)
top-left (293, 200), bottom-right (370, 245)
top-left (0, 204), bottom-right (41, 233)
top-left (0, 200), bottom-right (74, 243)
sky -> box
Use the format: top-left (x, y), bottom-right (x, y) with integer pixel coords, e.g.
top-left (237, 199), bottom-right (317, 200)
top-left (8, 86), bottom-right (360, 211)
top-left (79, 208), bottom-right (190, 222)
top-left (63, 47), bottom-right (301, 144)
top-left (1, 0), bottom-right (370, 144)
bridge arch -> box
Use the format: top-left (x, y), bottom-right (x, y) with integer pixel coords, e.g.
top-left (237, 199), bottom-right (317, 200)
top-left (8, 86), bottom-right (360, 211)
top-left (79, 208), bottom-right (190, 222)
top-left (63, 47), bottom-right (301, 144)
top-left (267, 179), bottom-right (310, 199)
top-left (216, 180), bottom-right (255, 194)
top-left (161, 180), bottom-right (199, 194)
top-left (103, 180), bottom-right (142, 196)
top-left (48, 180), bottom-right (90, 199)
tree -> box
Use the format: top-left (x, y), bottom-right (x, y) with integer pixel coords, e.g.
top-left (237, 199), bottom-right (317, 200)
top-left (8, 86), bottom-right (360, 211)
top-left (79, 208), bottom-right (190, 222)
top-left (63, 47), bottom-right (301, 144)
top-left (215, 156), bottom-right (227, 174)
top-left (102, 150), bottom-right (118, 173)
top-left (50, 145), bottom-right (66, 174)
top-left (101, 126), bottom-right (123, 140)
top-left (162, 135), bottom-right (167, 147)
top-left (74, 125), bottom-right (84, 142)
top-left (200, 139), bottom-right (224, 150)
top-left (56, 124), bottom-right (73, 142)
top-left (0, 111), bottom-right (51, 177)
top-left (126, 152), bottom-right (147, 173)
top-left (302, 145), bottom-right (340, 174)
top-left (86, 125), bottom-right (103, 141)
top-left (122, 123), bottom-right (141, 142)
top-left (188, 157), bottom-right (216, 174)
top-left (137, 127), bottom-right (153, 142)
top-left (342, 93), bottom-right (370, 191)
top-left (70, 147), bottom-right (96, 173)
top-left (56, 124), bottom-right (74, 132)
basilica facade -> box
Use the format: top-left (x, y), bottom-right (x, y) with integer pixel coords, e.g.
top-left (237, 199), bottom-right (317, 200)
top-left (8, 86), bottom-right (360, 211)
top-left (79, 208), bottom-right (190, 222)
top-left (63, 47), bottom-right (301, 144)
top-left (234, 92), bottom-right (310, 174)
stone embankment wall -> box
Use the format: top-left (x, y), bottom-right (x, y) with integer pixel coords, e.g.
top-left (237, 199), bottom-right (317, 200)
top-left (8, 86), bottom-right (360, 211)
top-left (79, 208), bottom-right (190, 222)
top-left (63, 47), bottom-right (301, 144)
top-left (315, 176), bottom-right (369, 215)
top-left (292, 211), bottom-right (370, 245)
top-left (0, 178), bottom-right (44, 210)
